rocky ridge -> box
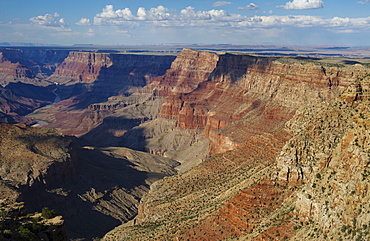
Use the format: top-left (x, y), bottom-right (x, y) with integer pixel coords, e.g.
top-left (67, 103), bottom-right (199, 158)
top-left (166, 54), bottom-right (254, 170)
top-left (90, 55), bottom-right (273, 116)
top-left (0, 122), bottom-right (179, 240)
top-left (102, 51), bottom-right (370, 240)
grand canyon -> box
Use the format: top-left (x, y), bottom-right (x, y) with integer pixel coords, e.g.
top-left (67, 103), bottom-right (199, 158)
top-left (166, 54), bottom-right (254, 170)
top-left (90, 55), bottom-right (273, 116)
top-left (1, 45), bottom-right (370, 241)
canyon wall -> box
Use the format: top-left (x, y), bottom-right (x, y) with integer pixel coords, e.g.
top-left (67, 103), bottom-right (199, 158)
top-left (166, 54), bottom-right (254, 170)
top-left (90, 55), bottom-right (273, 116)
top-left (0, 47), bottom-right (69, 86)
top-left (102, 51), bottom-right (370, 241)
top-left (44, 49), bottom-right (363, 170)
top-left (153, 50), bottom-right (359, 157)
top-left (0, 82), bottom-right (55, 124)
top-left (30, 52), bottom-right (175, 136)
top-left (52, 51), bottom-right (175, 86)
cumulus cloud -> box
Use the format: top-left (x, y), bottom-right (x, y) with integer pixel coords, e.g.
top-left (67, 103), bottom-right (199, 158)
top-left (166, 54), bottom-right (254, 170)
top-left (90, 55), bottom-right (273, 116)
top-left (278, 0), bottom-right (324, 10)
top-left (92, 5), bottom-right (244, 28)
top-left (29, 12), bottom-right (71, 32)
top-left (76, 18), bottom-right (91, 26)
top-left (213, 1), bottom-right (232, 7)
top-left (136, 5), bottom-right (171, 21)
top-left (238, 3), bottom-right (259, 10)
top-left (89, 4), bottom-right (370, 34)
top-left (93, 5), bottom-right (171, 25)
top-left (30, 13), bottom-right (67, 28)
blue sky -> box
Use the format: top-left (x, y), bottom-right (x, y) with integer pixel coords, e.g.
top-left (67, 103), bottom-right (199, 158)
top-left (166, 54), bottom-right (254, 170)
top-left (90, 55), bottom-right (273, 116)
top-left (0, 0), bottom-right (369, 46)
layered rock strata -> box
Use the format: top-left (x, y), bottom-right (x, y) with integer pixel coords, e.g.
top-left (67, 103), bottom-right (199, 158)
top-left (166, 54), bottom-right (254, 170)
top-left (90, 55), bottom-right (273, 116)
top-left (102, 51), bottom-right (370, 240)
top-left (273, 74), bottom-right (370, 240)
top-left (162, 52), bottom-right (358, 152)
top-left (0, 83), bottom-right (55, 124)
top-left (0, 47), bottom-right (69, 86)
top-left (29, 53), bottom-right (175, 136)
top-left (51, 52), bottom-right (176, 85)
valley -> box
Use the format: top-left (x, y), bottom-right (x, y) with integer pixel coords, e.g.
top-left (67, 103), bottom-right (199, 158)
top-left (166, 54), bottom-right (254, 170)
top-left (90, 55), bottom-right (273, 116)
top-left (0, 45), bottom-right (370, 240)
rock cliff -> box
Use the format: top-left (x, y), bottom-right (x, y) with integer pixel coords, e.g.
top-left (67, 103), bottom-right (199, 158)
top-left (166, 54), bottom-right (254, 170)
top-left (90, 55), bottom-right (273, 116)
top-left (157, 51), bottom-right (359, 156)
top-left (0, 83), bottom-right (55, 124)
top-left (272, 73), bottom-right (370, 240)
top-left (29, 53), bottom-right (175, 136)
top-left (52, 52), bottom-right (113, 84)
top-left (102, 51), bottom-right (370, 240)
top-left (0, 47), bottom-right (69, 86)
top-left (51, 51), bottom-right (175, 85)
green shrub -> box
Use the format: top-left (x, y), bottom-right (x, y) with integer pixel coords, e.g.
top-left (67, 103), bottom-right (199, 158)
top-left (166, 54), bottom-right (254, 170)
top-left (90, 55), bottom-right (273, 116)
top-left (41, 207), bottom-right (56, 219)
top-left (18, 225), bottom-right (37, 241)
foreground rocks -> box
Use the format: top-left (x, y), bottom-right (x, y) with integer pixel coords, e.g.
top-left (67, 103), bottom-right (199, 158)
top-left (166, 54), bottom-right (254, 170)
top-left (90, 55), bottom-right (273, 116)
top-left (0, 123), bottom-right (178, 240)
top-left (0, 201), bottom-right (67, 241)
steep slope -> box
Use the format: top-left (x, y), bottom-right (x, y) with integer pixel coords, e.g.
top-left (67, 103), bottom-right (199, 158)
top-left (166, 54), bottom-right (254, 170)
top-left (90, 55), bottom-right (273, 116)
top-left (110, 49), bottom-right (360, 172)
top-left (102, 52), bottom-right (370, 240)
top-left (0, 122), bottom-right (179, 240)
top-left (0, 47), bottom-right (68, 86)
top-left (0, 83), bottom-right (55, 124)
top-left (271, 74), bottom-right (370, 241)
top-left (28, 52), bottom-right (175, 136)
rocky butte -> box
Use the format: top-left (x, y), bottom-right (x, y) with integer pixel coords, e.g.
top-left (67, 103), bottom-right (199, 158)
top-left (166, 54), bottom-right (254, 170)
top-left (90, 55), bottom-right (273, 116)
top-left (0, 47), bottom-right (370, 240)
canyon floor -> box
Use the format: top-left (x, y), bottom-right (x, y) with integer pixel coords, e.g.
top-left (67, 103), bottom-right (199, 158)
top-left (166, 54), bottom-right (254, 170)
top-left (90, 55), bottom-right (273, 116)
top-left (0, 45), bottom-right (370, 240)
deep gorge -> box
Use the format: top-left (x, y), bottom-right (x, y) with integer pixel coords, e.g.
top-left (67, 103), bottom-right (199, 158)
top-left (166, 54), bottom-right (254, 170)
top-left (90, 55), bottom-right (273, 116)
top-left (0, 47), bottom-right (370, 240)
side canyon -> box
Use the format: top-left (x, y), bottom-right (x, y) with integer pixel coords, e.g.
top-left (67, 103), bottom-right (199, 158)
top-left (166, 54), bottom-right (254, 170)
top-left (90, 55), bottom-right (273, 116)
top-left (0, 46), bottom-right (370, 240)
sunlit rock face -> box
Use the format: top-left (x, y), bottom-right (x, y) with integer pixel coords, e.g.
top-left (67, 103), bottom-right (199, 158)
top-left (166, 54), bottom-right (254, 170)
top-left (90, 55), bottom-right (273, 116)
top-left (101, 50), bottom-right (370, 241)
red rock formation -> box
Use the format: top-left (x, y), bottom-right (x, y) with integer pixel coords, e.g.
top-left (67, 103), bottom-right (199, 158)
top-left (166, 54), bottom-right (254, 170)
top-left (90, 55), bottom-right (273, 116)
top-left (150, 49), bottom-right (219, 96)
top-left (102, 51), bottom-right (370, 241)
top-left (53, 52), bottom-right (113, 83)
top-left (32, 53), bottom-right (175, 136)
top-left (156, 50), bottom-right (360, 155)
top-left (0, 51), bottom-right (35, 83)
top-left (0, 47), bottom-right (68, 86)
top-left (52, 52), bottom-right (176, 85)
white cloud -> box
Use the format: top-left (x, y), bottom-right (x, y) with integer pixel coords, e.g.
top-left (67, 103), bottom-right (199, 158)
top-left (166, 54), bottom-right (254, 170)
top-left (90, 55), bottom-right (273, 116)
top-left (136, 6), bottom-right (171, 21)
top-left (30, 13), bottom-right (67, 27)
top-left (94, 5), bottom-right (136, 25)
top-left (358, 0), bottom-right (370, 4)
top-left (213, 1), bottom-right (232, 7)
top-left (278, 0), bottom-right (324, 10)
top-left (238, 3), bottom-right (259, 10)
top-left (89, 4), bottom-right (370, 34)
top-left (180, 7), bottom-right (230, 20)
top-left (87, 28), bottom-right (94, 37)
top-left (94, 5), bottom-right (171, 25)
top-left (76, 18), bottom-right (91, 26)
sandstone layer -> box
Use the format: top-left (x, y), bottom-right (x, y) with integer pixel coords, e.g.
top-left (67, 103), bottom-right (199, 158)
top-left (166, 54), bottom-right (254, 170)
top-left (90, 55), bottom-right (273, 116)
top-left (102, 51), bottom-right (370, 240)
top-left (0, 47), bottom-right (68, 86)
top-left (29, 52), bottom-right (175, 136)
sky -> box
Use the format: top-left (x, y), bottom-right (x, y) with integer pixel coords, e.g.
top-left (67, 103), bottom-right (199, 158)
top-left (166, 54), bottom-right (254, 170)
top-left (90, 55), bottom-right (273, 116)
top-left (0, 0), bottom-right (370, 46)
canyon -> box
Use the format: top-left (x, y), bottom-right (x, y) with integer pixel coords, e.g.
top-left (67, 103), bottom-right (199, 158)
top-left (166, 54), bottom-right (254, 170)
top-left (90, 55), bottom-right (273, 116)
top-left (0, 46), bottom-right (370, 240)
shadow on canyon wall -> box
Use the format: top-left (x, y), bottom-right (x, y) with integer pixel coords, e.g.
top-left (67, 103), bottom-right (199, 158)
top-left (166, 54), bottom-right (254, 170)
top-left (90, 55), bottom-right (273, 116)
top-left (18, 139), bottom-right (150, 240)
